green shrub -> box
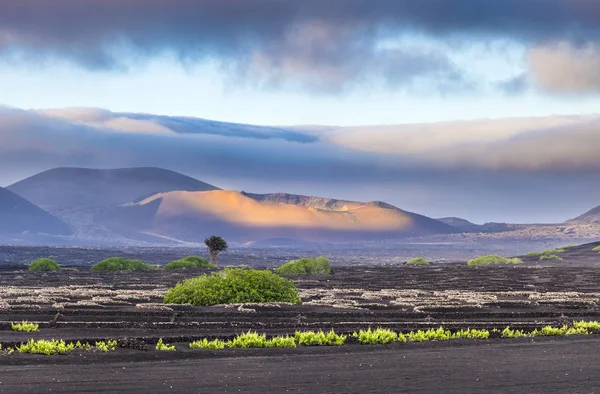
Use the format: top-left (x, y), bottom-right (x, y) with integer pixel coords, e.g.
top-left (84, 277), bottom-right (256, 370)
top-left (164, 256), bottom-right (214, 270)
top-left (275, 257), bottom-right (331, 275)
top-left (164, 268), bottom-right (301, 306)
top-left (406, 258), bottom-right (430, 265)
top-left (189, 338), bottom-right (227, 350)
top-left (95, 340), bottom-right (117, 352)
top-left (91, 257), bottom-right (156, 271)
top-left (467, 255), bottom-right (524, 267)
top-left (28, 258), bottom-right (60, 272)
top-left (593, 246), bottom-right (600, 252)
top-left (265, 336), bottom-right (297, 348)
top-left (294, 330), bottom-right (346, 346)
top-left (526, 248), bottom-right (566, 257)
top-left (501, 326), bottom-right (528, 338)
top-left (451, 329), bottom-right (490, 340)
top-left (539, 254), bottom-right (563, 261)
top-left (407, 327), bottom-right (452, 342)
top-left (156, 338), bottom-right (175, 351)
top-left (12, 321), bottom-right (39, 332)
top-left (573, 320), bottom-right (600, 332)
top-left (353, 328), bottom-right (398, 344)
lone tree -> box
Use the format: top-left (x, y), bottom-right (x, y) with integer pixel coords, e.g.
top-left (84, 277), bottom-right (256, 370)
top-left (205, 235), bottom-right (228, 265)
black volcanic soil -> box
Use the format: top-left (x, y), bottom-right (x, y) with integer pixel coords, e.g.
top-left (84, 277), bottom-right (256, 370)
top-left (1, 241), bottom-right (600, 392)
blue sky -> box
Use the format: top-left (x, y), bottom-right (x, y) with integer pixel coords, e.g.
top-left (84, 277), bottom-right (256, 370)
top-left (2, 1), bottom-right (600, 223)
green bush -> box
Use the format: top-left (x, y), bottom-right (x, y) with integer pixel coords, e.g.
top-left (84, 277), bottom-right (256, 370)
top-left (467, 255), bottom-right (523, 267)
top-left (353, 328), bottom-right (398, 344)
top-left (294, 330), bottom-right (346, 346)
top-left (156, 338), bottom-right (175, 351)
top-left (91, 257), bottom-right (156, 271)
top-left (407, 327), bottom-right (452, 342)
top-left (12, 321), bottom-right (39, 332)
top-left (539, 254), bottom-right (563, 261)
top-left (28, 258), bottom-right (60, 272)
top-left (275, 257), bottom-right (331, 275)
top-left (451, 329), bottom-right (490, 340)
top-left (593, 246), bottom-right (600, 252)
top-left (526, 248), bottom-right (566, 257)
top-left (189, 338), bottom-right (227, 350)
top-left (164, 256), bottom-right (214, 270)
top-left (163, 268), bottom-right (302, 306)
top-left (406, 258), bottom-right (430, 265)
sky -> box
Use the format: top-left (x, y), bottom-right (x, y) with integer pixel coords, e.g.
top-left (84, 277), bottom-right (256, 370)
top-left (1, 0), bottom-right (600, 223)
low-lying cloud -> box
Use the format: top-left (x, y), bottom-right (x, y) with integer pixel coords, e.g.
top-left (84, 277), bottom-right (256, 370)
top-left (2, 106), bottom-right (600, 223)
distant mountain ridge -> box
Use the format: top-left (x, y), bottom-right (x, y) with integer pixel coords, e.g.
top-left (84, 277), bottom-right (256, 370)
top-left (569, 205), bottom-right (600, 224)
top-left (0, 187), bottom-right (72, 237)
top-left (96, 190), bottom-right (457, 243)
top-left (8, 167), bottom-right (219, 208)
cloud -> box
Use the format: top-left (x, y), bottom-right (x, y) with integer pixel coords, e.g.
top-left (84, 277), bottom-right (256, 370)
top-left (3, 1), bottom-right (600, 92)
top-left (527, 42), bottom-right (600, 93)
top-left (3, 106), bottom-right (600, 223)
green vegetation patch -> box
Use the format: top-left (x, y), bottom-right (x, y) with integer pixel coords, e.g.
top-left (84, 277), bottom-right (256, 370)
top-left (593, 246), bottom-right (600, 252)
top-left (189, 338), bottom-right (227, 350)
top-left (275, 257), bottom-right (331, 275)
top-left (12, 321), bottom-right (39, 332)
top-left (28, 258), bottom-right (60, 272)
top-left (14, 339), bottom-right (116, 355)
top-left (539, 254), bottom-right (564, 261)
top-left (467, 255), bottom-right (524, 267)
top-left (164, 256), bottom-right (214, 270)
top-left (294, 330), bottom-right (346, 346)
top-left (156, 338), bottom-right (176, 351)
top-left (91, 257), bottom-right (157, 271)
top-left (227, 331), bottom-right (297, 349)
top-left (164, 268), bottom-right (301, 306)
top-left (405, 257), bottom-right (430, 265)
top-left (353, 328), bottom-right (398, 345)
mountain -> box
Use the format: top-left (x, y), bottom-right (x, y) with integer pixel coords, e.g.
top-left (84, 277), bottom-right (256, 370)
top-left (437, 217), bottom-right (481, 232)
top-left (96, 190), bottom-right (457, 243)
top-left (7, 167), bottom-right (219, 208)
top-left (569, 205), bottom-right (600, 224)
top-left (0, 187), bottom-right (72, 237)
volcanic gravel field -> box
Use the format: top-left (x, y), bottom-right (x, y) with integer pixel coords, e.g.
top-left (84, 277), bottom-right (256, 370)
top-left (1, 242), bottom-right (600, 393)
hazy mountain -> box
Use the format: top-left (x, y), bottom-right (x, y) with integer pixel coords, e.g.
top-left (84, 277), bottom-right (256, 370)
top-left (569, 205), bottom-right (600, 224)
top-left (437, 217), bottom-right (481, 232)
top-left (0, 187), bottom-right (72, 237)
top-left (8, 167), bottom-right (219, 208)
top-left (96, 190), bottom-right (457, 243)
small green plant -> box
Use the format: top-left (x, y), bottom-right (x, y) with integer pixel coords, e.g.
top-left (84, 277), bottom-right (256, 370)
top-left (294, 330), bottom-right (346, 346)
top-left (539, 254), bottom-right (563, 261)
top-left (164, 256), bottom-right (214, 270)
top-left (353, 328), bottom-right (398, 344)
top-left (407, 327), bottom-right (452, 342)
top-left (95, 340), bottom-right (117, 352)
top-left (266, 336), bottom-right (297, 348)
top-left (156, 338), bottom-right (175, 351)
top-left (275, 257), bottom-right (331, 275)
top-left (91, 257), bottom-right (156, 271)
top-left (593, 246), bottom-right (600, 252)
top-left (28, 258), bottom-right (60, 272)
top-left (227, 331), bottom-right (270, 348)
top-left (164, 268), bottom-right (301, 306)
top-left (451, 329), bottom-right (490, 340)
top-left (501, 326), bottom-right (528, 338)
top-left (467, 255), bottom-right (523, 267)
top-left (189, 338), bottom-right (227, 350)
top-left (17, 339), bottom-right (76, 355)
top-left (405, 257), bottom-right (430, 266)
top-left (573, 320), bottom-right (600, 332)
top-left (526, 248), bottom-right (566, 257)
top-left (12, 321), bottom-right (39, 332)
